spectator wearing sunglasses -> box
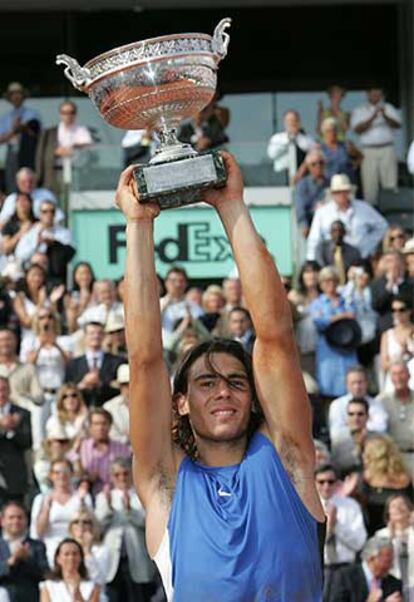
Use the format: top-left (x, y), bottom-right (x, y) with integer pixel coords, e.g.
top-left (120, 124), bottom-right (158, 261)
top-left (45, 384), bottom-right (88, 445)
top-left (379, 299), bottom-right (414, 393)
top-left (294, 148), bottom-right (330, 237)
top-left (331, 397), bottom-right (374, 474)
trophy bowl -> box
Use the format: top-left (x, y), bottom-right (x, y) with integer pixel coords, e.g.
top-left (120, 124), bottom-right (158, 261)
top-left (57, 19), bottom-right (231, 209)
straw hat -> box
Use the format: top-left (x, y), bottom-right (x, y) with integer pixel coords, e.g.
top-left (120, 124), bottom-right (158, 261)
top-left (330, 173), bottom-right (354, 193)
top-left (105, 313), bottom-right (125, 333)
top-left (402, 237), bottom-right (414, 255)
top-left (111, 363), bottom-right (130, 388)
top-left (46, 421), bottom-right (70, 441)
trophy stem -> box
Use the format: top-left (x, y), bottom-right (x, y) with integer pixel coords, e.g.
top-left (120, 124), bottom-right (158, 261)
top-left (151, 123), bottom-right (198, 165)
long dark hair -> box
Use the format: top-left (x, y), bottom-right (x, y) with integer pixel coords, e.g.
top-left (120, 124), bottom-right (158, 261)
top-left (297, 261), bottom-right (321, 295)
top-left (48, 538), bottom-right (88, 581)
top-left (172, 338), bottom-right (263, 459)
top-left (72, 262), bottom-right (96, 292)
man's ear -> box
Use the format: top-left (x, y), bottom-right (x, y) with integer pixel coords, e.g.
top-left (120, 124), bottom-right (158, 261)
top-left (174, 393), bottom-right (189, 417)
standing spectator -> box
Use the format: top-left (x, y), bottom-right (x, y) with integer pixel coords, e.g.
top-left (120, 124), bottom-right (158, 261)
top-left (329, 536), bottom-right (403, 601)
top-left (103, 365), bottom-right (130, 445)
top-left (226, 307), bottom-right (255, 353)
top-left (330, 398), bottom-right (373, 474)
top-left (1, 193), bottom-right (37, 257)
top-left (315, 220), bottom-right (361, 283)
top-left (30, 458), bottom-right (92, 565)
top-left (383, 226), bottom-right (408, 254)
top-left (95, 458), bottom-right (156, 602)
top-left (0, 376), bottom-right (32, 506)
top-left (39, 538), bottom-right (100, 602)
top-left (370, 251), bottom-right (414, 334)
top-left (0, 168), bottom-right (61, 228)
top-left (294, 148), bottom-right (329, 236)
top-left (65, 322), bottom-right (125, 408)
top-left (310, 267), bottom-right (358, 399)
top-left (45, 384), bottom-right (88, 443)
top-left (379, 299), bottom-right (414, 392)
top-left (35, 100), bottom-right (92, 199)
top-left (77, 280), bottom-right (123, 330)
top-left (103, 314), bottom-right (127, 357)
top-left (178, 94), bottom-right (230, 153)
top-left (267, 109), bottom-right (314, 184)
top-left (375, 495), bottom-right (414, 600)
top-left (315, 464), bottom-right (367, 600)
top-left (402, 238), bottom-right (414, 280)
top-left (351, 87), bottom-right (401, 205)
top-left (15, 199), bottom-right (75, 286)
top-left (222, 277), bottom-right (242, 312)
top-left (64, 262), bottom-right (96, 334)
top-left (0, 83), bottom-right (41, 194)
top-left (319, 117), bottom-right (363, 183)
top-left (316, 84), bottom-right (350, 141)
top-left (121, 129), bottom-right (159, 168)
top-left (0, 501), bottom-right (48, 602)
top-left (307, 173), bottom-right (388, 261)
top-left (160, 267), bottom-right (204, 333)
top-left (378, 362), bottom-right (414, 476)
top-left (33, 424), bottom-right (72, 495)
top-left (67, 408), bottom-right (130, 496)
top-left (329, 365), bottom-right (387, 442)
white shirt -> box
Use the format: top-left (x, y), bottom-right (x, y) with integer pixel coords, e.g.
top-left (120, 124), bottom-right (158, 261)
top-left (267, 130), bottom-right (314, 174)
top-left (306, 198), bottom-right (388, 260)
top-left (0, 188), bottom-right (64, 225)
top-left (85, 349), bottom-right (104, 370)
top-left (14, 222), bottom-right (73, 264)
top-left (350, 102), bottom-right (401, 146)
top-left (407, 140), bottom-right (414, 175)
top-left (103, 394), bottom-right (129, 445)
top-left (321, 493), bottom-right (367, 565)
top-left (77, 302), bottom-right (124, 329)
top-left (329, 393), bottom-right (388, 442)
top-left (161, 298), bottom-right (204, 333)
top-left (19, 334), bottom-right (74, 388)
top-left (57, 122), bottom-right (92, 148)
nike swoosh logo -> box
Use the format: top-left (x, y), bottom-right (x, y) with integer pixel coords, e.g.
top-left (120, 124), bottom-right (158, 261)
top-left (218, 487), bottom-right (232, 497)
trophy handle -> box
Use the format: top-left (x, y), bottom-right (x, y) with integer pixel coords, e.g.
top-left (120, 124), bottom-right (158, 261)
top-left (211, 18), bottom-right (232, 60)
top-left (56, 54), bottom-right (92, 91)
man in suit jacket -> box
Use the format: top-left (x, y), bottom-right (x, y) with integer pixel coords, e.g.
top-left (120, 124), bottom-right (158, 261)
top-left (315, 220), bottom-right (362, 279)
top-left (329, 536), bottom-right (403, 601)
top-left (227, 307), bottom-right (255, 354)
top-left (65, 322), bottom-right (125, 407)
top-left (0, 501), bottom-right (48, 602)
top-left (0, 377), bottom-right (32, 506)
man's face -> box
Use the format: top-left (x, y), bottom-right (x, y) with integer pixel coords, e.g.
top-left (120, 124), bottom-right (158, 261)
top-left (307, 156), bottom-right (325, 178)
top-left (177, 353), bottom-right (253, 445)
top-left (0, 331), bottom-right (15, 357)
top-left (390, 364), bottom-right (409, 392)
top-left (369, 547), bottom-right (394, 578)
top-left (16, 172), bottom-right (35, 194)
top-left (60, 103), bottom-right (76, 126)
top-left (8, 91), bottom-right (24, 109)
top-left (347, 372), bottom-right (367, 398)
top-left (330, 223), bottom-right (345, 245)
top-left (284, 111), bottom-right (300, 135)
top-left (89, 414), bottom-right (110, 442)
top-left (110, 464), bottom-right (132, 490)
top-left (39, 203), bottom-right (55, 227)
top-left (0, 379), bottom-right (10, 406)
top-left (228, 310), bottom-right (250, 338)
top-left (346, 402), bottom-right (368, 432)
top-left (95, 281), bottom-right (115, 305)
top-left (367, 89), bottom-right (383, 105)
top-left (223, 279), bottom-right (242, 306)
top-left (1, 505), bottom-right (27, 538)
top-left (315, 470), bottom-right (337, 501)
top-left (165, 271), bottom-right (187, 298)
top-left (85, 324), bottom-right (104, 350)
top-left (332, 190), bottom-right (350, 209)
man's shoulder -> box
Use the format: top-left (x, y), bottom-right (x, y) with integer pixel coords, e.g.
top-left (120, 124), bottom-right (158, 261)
top-left (10, 403), bottom-right (30, 418)
top-left (103, 395), bottom-right (125, 410)
top-left (333, 493), bottom-right (362, 512)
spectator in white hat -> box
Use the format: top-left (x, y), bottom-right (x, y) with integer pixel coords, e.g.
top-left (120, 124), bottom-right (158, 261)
top-left (103, 364), bottom-right (130, 445)
top-left (103, 313), bottom-right (126, 357)
top-left (402, 237), bottom-right (414, 279)
top-left (307, 173), bottom-right (388, 261)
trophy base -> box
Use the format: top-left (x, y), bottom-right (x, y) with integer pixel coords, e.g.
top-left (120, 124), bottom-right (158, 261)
top-left (133, 151), bottom-right (227, 210)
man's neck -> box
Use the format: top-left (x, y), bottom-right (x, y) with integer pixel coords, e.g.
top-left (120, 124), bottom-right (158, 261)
top-left (195, 435), bottom-right (247, 467)
top-left (335, 201), bottom-right (350, 212)
top-left (0, 354), bottom-right (17, 365)
top-left (395, 387), bottom-right (411, 402)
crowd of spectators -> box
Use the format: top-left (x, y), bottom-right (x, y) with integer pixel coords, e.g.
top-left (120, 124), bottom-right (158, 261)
top-left (0, 78), bottom-right (412, 602)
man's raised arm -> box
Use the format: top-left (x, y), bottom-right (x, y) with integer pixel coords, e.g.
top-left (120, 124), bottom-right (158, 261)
top-left (204, 153), bottom-right (314, 464)
top-left (115, 166), bottom-right (176, 503)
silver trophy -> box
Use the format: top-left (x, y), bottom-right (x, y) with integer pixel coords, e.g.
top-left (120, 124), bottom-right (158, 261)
top-left (56, 19), bottom-right (231, 209)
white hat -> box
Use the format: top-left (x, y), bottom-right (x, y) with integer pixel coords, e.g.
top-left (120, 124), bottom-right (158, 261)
top-left (402, 237), bottom-right (414, 255)
top-left (111, 364), bottom-right (130, 387)
top-left (330, 173), bottom-right (353, 193)
top-left (105, 313), bottom-right (125, 333)
top-left (46, 422), bottom-right (70, 441)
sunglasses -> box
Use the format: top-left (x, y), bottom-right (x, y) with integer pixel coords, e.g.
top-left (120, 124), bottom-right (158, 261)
top-left (40, 208), bottom-right (55, 214)
top-left (390, 234), bottom-right (405, 241)
top-left (52, 468), bottom-right (71, 475)
top-left (113, 471), bottom-right (129, 477)
top-left (63, 392), bottom-right (79, 399)
top-left (392, 307), bottom-right (408, 313)
top-left (310, 161), bottom-right (325, 167)
top-left (72, 519), bottom-right (92, 526)
top-left (316, 479), bottom-right (336, 485)
top-left (39, 314), bottom-right (53, 320)
top-left (60, 110), bottom-right (76, 115)
top-left (347, 411), bottom-right (366, 417)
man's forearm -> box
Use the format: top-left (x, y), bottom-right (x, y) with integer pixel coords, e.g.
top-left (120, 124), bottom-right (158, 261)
top-left (125, 220), bottom-right (163, 360)
top-left (216, 201), bottom-right (290, 340)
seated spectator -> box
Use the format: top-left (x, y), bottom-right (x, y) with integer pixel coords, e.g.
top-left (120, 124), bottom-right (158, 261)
top-left (199, 284), bottom-right (225, 333)
top-left (375, 495), bottom-right (414, 600)
top-left (64, 262), bottom-right (96, 334)
top-left (314, 439), bottom-right (332, 466)
top-left (160, 267), bottom-right (204, 333)
top-left (380, 299), bottom-right (414, 392)
top-left (68, 508), bottom-right (111, 597)
top-left (329, 536), bottom-right (403, 601)
top-left (30, 458), bottom-right (92, 565)
top-left (319, 117), bottom-right (363, 184)
top-left (0, 500), bottom-right (48, 602)
top-left (371, 251), bottom-right (414, 334)
top-left (309, 267), bottom-right (358, 399)
top-left (65, 322), bottom-right (125, 408)
top-left (15, 199), bottom-right (75, 286)
top-left (226, 306), bottom-right (255, 353)
top-left (402, 237), bottom-right (414, 280)
top-left (33, 425), bottom-right (72, 494)
top-left (307, 173), bottom-right (388, 261)
top-left (0, 167), bottom-right (62, 228)
top-left (315, 463), bottom-right (367, 600)
top-left (95, 458), bottom-right (156, 602)
top-left (121, 129), bottom-right (159, 167)
top-left (66, 408), bottom-right (130, 496)
top-left (45, 384), bottom-right (88, 443)
top-left (1, 192), bottom-right (37, 257)
top-left (383, 225), bottom-right (408, 254)
top-left (294, 148), bottom-right (329, 236)
top-left (267, 109), bottom-right (314, 184)
top-left (103, 365), bottom-right (130, 445)
top-left (77, 280), bottom-right (123, 331)
top-left (357, 435), bottom-right (412, 534)
top-left (0, 376), bottom-right (32, 507)
top-left (351, 86), bottom-right (401, 205)
top-left (329, 365), bottom-right (388, 442)
top-left (39, 538), bottom-right (100, 602)
top-left (316, 85), bottom-right (350, 141)
top-left (378, 361), bottom-right (414, 476)
top-left (178, 94), bottom-right (230, 152)
top-left (288, 261), bottom-right (320, 375)
top-left (184, 287), bottom-right (203, 308)
top-left (103, 314), bottom-right (127, 357)
top-left (315, 220), bottom-right (361, 284)
top-left (222, 277), bottom-right (242, 312)
top-left (35, 100), bottom-right (93, 199)
top-left (331, 398), bottom-right (373, 474)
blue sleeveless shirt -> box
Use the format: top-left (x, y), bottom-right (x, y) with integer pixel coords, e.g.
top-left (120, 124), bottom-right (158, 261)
top-left (160, 432), bottom-right (323, 601)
